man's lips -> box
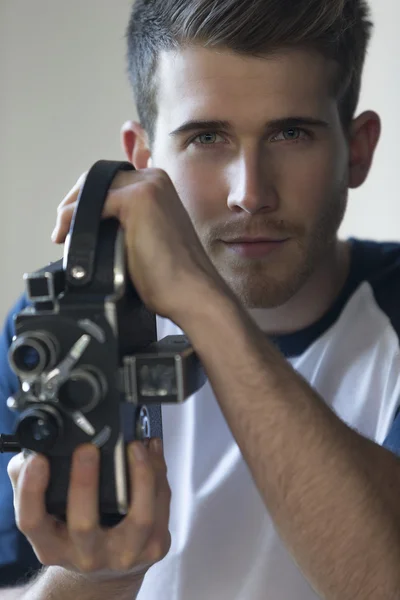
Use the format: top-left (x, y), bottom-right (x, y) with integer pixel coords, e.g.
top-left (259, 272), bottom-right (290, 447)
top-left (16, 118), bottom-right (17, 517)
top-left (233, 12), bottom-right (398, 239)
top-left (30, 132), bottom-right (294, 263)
top-left (222, 236), bottom-right (289, 243)
top-left (221, 237), bottom-right (289, 258)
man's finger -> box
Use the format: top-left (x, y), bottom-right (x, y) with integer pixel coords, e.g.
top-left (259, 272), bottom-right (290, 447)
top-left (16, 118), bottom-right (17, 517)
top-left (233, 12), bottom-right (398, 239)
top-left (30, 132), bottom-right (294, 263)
top-left (52, 189), bottom-right (128, 244)
top-left (51, 172), bottom-right (88, 243)
top-left (51, 168), bottom-right (147, 244)
top-left (52, 204), bottom-right (76, 243)
top-left (67, 444), bottom-right (101, 570)
top-left (56, 172), bottom-right (87, 212)
top-left (109, 169), bottom-right (136, 191)
top-left (115, 441), bottom-right (157, 562)
top-left (143, 438), bottom-right (172, 562)
top-left (7, 452), bottom-right (26, 490)
top-left (14, 454), bottom-right (65, 564)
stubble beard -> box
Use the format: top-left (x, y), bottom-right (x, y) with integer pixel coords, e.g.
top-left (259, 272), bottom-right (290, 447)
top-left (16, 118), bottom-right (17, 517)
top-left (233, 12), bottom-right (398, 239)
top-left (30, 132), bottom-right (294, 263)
top-left (204, 190), bottom-right (348, 309)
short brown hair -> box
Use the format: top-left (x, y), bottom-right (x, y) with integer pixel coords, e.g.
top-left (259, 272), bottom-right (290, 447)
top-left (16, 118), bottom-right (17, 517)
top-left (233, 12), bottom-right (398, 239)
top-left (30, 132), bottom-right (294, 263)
top-left (125, 0), bottom-right (373, 146)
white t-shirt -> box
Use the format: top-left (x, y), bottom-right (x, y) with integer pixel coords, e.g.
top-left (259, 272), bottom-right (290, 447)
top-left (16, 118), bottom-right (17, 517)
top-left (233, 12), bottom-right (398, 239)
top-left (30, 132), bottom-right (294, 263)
top-left (137, 238), bottom-right (400, 600)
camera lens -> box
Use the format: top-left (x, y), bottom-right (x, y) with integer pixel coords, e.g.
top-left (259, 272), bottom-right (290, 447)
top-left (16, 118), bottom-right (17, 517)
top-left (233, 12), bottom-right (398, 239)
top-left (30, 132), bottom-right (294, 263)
top-left (58, 368), bottom-right (106, 413)
top-left (9, 332), bottom-right (58, 378)
top-left (14, 344), bottom-right (41, 372)
top-left (16, 407), bottom-right (62, 452)
top-left (32, 418), bottom-right (52, 442)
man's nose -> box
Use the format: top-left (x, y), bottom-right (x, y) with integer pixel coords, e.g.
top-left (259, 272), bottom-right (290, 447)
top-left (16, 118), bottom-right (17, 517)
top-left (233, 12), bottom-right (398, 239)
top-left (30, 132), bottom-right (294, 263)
top-left (227, 152), bottom-right (279, 214)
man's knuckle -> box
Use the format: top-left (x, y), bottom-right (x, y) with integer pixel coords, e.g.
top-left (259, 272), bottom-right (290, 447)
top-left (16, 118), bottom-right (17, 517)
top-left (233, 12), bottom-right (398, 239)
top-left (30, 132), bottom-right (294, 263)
top-left (136, 171), bottom-right (168, 195)
top-left (111, 170), bottom-right (131, 189)
top-left (70, 520), bottom-right (96, 536)
top-left (165, 530), bottom-right (172, 552)
top-left (77, 555), bottom-right (98, 573)
top-left (162, 473), bottom-right (171, 489)
top-left (7, 463), bottom-right (17, 484)
top-left (134, 180), bottom-right (154, 197)
top-left (115, 551), bottom-right (136, 571)
top-left (134, 513), bottom-right (154, 533)
top-left (57, 196), bottom-right (73, 212)
top-left (152, 167), bottom-right (168, 179)
top-left (136, 462), bottom-right (156, 486)
top-left (158, 478), bottom-right (171, 500)
top-left (7, 454), bottom-right (23, 480)
top-left (156, 458), bottom-right (168, 475)
top-left (153, 170), bottom-right (170, 189)
top-left (148, 536), bottom-right (170, 562)
top-left (16, 515), bottom-right (37, 534)
top-left (56, 205), bottom-right (67, 219)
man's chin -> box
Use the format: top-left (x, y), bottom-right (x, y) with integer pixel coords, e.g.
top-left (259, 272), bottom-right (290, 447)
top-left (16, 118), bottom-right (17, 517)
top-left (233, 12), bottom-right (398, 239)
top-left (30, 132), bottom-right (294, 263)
top-left (212, 246), bottom-right (315, 309)
top-left (226, 279), bottom-right (301, 309)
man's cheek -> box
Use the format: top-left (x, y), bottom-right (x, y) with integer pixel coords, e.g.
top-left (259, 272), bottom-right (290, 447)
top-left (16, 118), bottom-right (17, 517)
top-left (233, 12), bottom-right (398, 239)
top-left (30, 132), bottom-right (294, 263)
top-left (180, 191), bottom-right (222, 224)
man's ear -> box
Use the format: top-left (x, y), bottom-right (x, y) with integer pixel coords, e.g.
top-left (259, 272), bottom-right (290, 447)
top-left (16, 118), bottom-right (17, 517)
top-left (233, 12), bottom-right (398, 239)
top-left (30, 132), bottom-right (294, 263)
top-left (121, 120), bottom-right (152, 169)
top-left (348, 110), bottom-right (381, 189)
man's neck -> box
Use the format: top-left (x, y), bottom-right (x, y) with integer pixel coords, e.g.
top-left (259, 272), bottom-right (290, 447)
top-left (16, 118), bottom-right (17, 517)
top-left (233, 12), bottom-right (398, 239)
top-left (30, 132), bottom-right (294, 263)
top-left (248, 239), bottom-right (351, 336)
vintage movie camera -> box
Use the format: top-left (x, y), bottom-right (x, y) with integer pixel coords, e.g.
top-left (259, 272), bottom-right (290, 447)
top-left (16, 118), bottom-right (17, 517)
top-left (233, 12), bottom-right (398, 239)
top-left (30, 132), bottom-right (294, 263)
top-left (0, 160), bottom-right (206, 526)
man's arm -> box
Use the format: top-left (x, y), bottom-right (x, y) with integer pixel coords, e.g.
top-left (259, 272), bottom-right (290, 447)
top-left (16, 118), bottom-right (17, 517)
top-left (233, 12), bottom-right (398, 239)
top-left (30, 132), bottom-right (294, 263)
top-left (0, 567), bottom-right (144, 600)
top-left (180, 286), bottom-right (400, 600)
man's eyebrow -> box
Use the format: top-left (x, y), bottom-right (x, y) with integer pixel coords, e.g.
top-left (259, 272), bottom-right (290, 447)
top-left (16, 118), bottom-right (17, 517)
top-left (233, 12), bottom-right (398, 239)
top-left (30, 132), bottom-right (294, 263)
top-left (169, 117), bottom-right (330, 137)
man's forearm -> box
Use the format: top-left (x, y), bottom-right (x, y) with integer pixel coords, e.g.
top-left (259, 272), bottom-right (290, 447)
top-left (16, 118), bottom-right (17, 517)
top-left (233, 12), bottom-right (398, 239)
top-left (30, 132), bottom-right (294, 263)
top-left (0, 567), bottom-right (145, 600)
top-left (181, 286), bottom-right (400, 599)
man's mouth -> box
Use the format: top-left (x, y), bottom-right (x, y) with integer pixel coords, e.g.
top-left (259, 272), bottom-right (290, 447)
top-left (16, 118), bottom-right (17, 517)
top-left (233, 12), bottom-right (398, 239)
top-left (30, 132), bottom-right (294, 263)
top-left (221, 237), bottom-right (290, 259)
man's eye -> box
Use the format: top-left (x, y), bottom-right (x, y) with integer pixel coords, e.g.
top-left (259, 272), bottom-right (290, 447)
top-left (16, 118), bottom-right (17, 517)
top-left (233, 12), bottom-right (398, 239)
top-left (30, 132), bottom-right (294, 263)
top-left (271, 128), bottom-right (309, 142)
top-left (191, 132), bottom-right (225, 146)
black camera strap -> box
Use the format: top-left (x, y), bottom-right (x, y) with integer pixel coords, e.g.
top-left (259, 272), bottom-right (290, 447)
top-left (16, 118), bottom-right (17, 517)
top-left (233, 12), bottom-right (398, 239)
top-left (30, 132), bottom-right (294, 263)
top-left (66, 160), bottom-right (135, 289)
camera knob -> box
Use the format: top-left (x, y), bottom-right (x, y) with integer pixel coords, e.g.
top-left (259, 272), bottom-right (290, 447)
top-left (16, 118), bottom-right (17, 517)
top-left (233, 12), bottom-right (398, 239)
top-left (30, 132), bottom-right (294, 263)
top-left (135, 406), bottom-right (151, 440)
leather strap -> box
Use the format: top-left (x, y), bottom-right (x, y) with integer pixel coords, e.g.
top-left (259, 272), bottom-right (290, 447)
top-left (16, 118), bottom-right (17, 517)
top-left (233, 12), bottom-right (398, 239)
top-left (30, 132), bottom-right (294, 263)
top-left (66, 160), bottom-right (134, 288)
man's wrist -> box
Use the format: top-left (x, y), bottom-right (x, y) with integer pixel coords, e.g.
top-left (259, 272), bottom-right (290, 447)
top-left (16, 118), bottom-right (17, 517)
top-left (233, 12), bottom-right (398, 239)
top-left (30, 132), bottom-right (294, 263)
top-left (24, 566), bottom-right (146, 600)
top-left (74, 564), bottom-right (149, 584)
top-left (172, 274), bottom-right (240, 335)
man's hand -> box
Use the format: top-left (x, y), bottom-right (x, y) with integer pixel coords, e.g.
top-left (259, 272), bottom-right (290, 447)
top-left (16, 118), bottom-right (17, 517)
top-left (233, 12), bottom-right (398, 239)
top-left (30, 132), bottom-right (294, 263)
top-left (7, 439), bottom-right (171, 582)
top-left (52, 168), bottom-right (228, 325)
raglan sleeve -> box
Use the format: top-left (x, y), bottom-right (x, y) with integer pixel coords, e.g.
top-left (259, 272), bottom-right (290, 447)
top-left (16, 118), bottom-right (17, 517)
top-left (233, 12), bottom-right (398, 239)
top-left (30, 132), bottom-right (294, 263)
top-left (0, 295), bottom-right (41, 587)
top-left (368, 243), bottom-right (400, 457)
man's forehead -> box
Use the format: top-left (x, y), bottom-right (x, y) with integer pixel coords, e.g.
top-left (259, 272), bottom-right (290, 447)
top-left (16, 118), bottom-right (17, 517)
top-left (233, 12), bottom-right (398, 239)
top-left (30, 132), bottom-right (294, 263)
top-left (156, 46), bottom-right (337, 126)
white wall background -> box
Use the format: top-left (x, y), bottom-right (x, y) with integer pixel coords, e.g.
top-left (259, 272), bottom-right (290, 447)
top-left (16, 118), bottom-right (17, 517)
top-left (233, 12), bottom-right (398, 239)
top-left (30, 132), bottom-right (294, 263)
top-left (0, 0), bottom-right (398, 322)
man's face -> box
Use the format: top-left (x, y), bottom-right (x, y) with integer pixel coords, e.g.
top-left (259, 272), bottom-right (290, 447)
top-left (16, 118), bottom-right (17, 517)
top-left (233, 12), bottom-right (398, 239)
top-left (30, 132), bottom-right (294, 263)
top-left (150, 46), bottom-right (350, 308)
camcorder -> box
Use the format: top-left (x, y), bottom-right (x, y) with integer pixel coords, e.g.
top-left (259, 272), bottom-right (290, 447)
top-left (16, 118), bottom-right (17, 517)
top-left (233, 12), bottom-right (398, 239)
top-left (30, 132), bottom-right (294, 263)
top-left (0, 160), bottom-right (206, 526)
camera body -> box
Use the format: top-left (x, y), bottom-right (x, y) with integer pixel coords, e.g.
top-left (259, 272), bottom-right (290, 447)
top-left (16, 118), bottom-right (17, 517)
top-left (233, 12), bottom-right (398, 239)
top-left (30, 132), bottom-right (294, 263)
top-left (5, 161), bottom-right (206, 526)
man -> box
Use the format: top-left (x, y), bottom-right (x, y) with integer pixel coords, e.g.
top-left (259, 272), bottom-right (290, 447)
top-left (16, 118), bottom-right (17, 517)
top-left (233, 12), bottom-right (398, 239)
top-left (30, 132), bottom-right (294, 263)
top-left (1, 0), bottom-right (400, 598)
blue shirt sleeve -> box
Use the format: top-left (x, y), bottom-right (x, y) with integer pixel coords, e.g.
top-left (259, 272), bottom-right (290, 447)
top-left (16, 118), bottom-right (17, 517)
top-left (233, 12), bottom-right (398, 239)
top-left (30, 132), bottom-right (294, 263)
top-left (383, 409), bottom-right (400, 457)
top-left (0, 295), bottom-right (41, 587)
